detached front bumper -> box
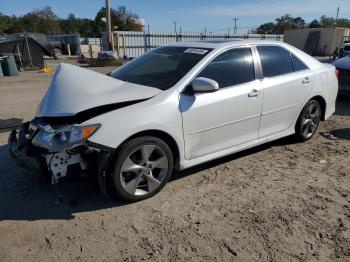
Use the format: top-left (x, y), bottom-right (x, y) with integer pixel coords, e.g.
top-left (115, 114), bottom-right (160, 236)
top-left (8, 122), bottom-right (46, 172)
top-left (8, 122), bottom-right (104, 184)
top-left (8, 121), bottom-right (115, 200)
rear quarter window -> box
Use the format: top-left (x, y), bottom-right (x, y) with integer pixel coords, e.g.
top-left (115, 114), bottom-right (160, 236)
top-left (291, 54), bottom-right (308, 72)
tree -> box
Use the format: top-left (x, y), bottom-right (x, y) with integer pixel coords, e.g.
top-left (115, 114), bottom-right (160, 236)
top-left (0, 5), bottom-right (142, 37)
top-left (256, 14), bottom-right (307, 34)
top-left (76, 19), bottom-right (98, 37)
top-left (64, 13), bottom-right (79, 33)
top-left (336, 18), bottom-right (350, 28)
top-left (256, 22), bottom-right (276, 34)
top-left (256, 14), bottom-right (349, 35)
top-left (275, 14), bottom-right (294, 33)
top-left (274, 14), bottom-right (305, 33)
top-left (115, 6), bottom-right (143, 31)
top-left (309, 19), bottom-right (322, 28)
top-left (59, 13), bottom-right (81, 34)
top-left (292, 17), bottom-right (305, 29)
top-left (319, 15), bottom-right (335, 27)
top-left (0, 12), bottom-right (13, 34)
top-left (94, 5), bottom-right (143, 36)
top-left (19, 6), bottom-right (60, 34)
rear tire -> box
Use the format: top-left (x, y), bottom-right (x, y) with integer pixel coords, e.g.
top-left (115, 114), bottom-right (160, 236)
top-left (53, 48), bottom-right (62, 59)
top-left (109, 136), bottom-right (174, 202)
top-left (295, 100), bottom-right (321, 142)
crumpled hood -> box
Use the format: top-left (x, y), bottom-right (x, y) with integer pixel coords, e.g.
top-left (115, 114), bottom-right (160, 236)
top-left (36, 63), bottom-right (162, 117)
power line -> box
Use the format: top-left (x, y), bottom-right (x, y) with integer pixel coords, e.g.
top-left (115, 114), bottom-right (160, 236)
top-left (204, 25), bottom-right (257, 34)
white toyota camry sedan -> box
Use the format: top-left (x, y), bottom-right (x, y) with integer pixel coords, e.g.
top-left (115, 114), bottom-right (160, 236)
top-left (9, 40), bottom-right (338, 201)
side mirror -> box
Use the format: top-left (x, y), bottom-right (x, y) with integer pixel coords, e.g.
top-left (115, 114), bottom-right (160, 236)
top-left (191, 77), bottom-right (219, 93)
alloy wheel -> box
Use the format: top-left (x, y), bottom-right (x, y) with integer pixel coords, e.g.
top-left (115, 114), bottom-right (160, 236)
top-left (119, 144), bottom-right (169, 196)
top-left (301, 102), bottom-right (321, 138)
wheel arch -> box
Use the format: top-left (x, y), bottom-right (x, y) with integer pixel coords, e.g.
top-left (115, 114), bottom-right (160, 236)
top-left (114, 129), bottom-right (181, 170)
top-left (310, 95), bottom-right (326, 121)
top-left (294, 94), bottom-right (327, 132)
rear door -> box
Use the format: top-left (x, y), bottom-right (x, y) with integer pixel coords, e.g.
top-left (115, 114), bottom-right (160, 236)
top-left (256, 45), bottom-right (313, 138)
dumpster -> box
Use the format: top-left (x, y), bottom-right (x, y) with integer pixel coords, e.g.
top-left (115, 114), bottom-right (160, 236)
top-left (1, 56), bottom-right (19, 76)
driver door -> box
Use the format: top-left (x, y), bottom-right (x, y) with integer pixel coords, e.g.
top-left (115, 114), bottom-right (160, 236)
top-left (179, 47), bottom-right (263, 159)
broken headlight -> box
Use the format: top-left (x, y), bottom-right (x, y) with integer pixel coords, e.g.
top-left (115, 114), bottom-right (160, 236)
top-left (31, 124), bottom-right (100, 152)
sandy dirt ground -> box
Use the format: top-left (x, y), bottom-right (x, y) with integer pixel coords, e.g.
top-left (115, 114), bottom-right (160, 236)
top-left (1, 59), bottom-right (350, 261)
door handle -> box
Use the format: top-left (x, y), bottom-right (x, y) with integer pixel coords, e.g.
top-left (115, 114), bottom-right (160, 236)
top-left (248, 89), bottom-right (259, 98)
top-left (302, 77), bottom-right (310, 84)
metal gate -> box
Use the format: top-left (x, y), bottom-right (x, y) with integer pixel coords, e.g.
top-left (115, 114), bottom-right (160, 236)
top-left (105, 31), bottom-right (284, 58)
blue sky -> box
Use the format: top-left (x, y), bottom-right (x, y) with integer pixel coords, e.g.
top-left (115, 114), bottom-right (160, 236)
top-left (2, 0), bottom-right (350, 33)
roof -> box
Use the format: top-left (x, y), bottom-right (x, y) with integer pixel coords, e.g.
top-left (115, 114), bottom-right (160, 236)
top-left (168, 39), bottom-right (323, 70)
top-left (168, 39), bottom-right (286, 49)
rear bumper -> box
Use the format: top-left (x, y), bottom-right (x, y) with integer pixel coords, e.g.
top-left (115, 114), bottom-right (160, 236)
top-left (339, 84), bottom-right (350, 95)
top-left (338, 69), bottom-right (350, 94)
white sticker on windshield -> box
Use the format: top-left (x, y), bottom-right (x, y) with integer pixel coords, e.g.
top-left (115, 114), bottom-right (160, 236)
top-left (184, 48), bottom-right (209, 55)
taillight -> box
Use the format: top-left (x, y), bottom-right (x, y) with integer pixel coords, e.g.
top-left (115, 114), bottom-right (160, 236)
top-left (335, 69), bottom-right (340, 78)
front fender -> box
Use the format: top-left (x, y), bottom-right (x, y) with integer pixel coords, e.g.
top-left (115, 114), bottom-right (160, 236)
top-left (83, 92), bottom-right (185, 160)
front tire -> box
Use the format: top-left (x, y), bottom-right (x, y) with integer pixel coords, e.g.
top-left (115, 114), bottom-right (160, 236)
top-left (109, 136), bottom-right (174, 202)
top-left (53, 48), bottom-right (62, 59)
top-left (295, 100), bottom-right (321, 141)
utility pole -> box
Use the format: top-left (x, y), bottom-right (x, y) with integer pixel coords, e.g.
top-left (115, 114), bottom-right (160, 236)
top-left (105, 0), bottom-right (114, 51)
top-left (180, 26), bottom-right (182, 34)
top-left (335, 6), bottom-right (340, 26)
top-left (174, 21), bottom-right (177, 34)
top-left (148, 24), bottom-right (150, 33)
top-left (233, 18), bottom-right (238, 35)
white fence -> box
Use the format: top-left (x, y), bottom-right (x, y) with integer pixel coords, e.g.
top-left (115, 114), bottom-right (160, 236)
top-left (104, 31), bottom-right (284, 58)
top-left (80, 37), bottom-right (101, 45)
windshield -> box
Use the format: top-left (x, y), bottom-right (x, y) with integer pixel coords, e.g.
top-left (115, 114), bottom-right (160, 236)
top-left (111, 46), bottom-right (212, 90)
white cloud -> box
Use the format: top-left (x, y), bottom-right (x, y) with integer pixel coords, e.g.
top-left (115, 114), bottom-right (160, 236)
top-left (194, 0), bottom-right (350, 18)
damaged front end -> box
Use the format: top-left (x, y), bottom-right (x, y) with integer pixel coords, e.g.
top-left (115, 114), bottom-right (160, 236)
top-left (9, 118), bottom-right (112, 186)
top-left (8, 63), bottom-right (160, 193)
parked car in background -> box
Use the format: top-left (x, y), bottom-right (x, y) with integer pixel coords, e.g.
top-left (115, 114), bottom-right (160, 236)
top-left (0, 33), bottom-right (65, 69)
top-left (18, 33), bottom-right (65, 59)
top-left (338, 36), bottom-right (350, 58)
top-left (9, 40), bottom-right (338, 201)
top-left (332, 56), bottom-right (350, 95)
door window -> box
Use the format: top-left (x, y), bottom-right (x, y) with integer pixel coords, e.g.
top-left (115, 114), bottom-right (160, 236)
top-left (257, 46), bottom-right (294, 77)
top-left (197, 48), bottom-right (255, 88)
